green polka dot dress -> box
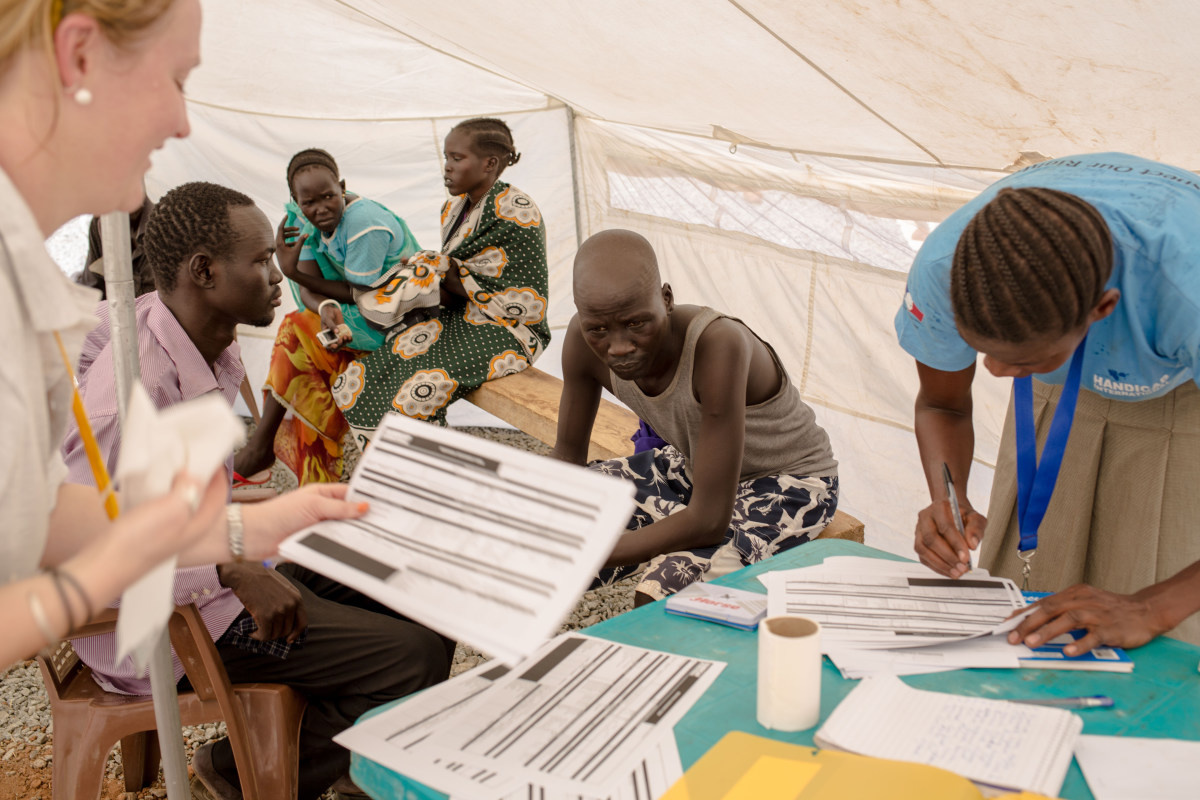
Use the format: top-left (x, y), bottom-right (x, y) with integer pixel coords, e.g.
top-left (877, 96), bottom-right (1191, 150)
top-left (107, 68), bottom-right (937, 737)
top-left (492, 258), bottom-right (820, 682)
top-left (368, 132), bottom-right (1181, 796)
top-left (333, 181), bottom-right (550, 446)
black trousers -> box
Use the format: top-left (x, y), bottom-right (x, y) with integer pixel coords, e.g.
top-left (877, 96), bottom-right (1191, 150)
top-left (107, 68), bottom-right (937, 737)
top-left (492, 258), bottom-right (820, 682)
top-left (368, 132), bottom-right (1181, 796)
top-left (184, 563), bottom-right (451, 800)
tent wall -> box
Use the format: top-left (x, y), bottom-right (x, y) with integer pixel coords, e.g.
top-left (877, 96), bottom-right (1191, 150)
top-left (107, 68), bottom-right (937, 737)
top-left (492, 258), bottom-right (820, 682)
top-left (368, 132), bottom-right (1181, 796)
top-left (571, 118), bottom-right (1012, 554)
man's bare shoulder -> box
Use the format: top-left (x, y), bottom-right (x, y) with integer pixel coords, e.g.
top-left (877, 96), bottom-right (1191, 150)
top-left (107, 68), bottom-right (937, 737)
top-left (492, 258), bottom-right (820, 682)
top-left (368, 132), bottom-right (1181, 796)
top-left (694, 314), bottom-right (781, 404)
top-left (693, 313), bottom-right (756, 360)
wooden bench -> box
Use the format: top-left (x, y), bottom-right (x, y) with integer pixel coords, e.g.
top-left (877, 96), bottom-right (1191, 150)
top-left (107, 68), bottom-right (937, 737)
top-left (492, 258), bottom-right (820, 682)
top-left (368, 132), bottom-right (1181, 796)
top-left (463, 366), bottom-right (865, 544)
top-left (464, 366), bottom-right (634, 462)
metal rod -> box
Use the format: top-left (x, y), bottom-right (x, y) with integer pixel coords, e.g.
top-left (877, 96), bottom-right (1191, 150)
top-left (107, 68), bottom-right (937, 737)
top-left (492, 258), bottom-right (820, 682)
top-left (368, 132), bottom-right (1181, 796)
top-left (566, 105), bottom-right (586, 248)
top-left (99, 211), bottom-right (190, 800)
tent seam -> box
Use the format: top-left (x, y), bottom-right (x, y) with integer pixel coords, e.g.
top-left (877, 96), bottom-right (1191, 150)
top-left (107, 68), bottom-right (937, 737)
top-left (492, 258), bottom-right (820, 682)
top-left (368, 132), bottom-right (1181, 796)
top-left (183, 96), bottom-right (563, 124)
top-left (724, 0), bottom-right (946, 166)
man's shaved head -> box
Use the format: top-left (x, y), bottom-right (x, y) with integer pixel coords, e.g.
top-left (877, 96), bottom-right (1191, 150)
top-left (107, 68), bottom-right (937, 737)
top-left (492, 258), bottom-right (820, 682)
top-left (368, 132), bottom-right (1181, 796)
top-left (573, 229), bottom-right (661, 309)
top-left (572, 230), bottom-right (675, 381)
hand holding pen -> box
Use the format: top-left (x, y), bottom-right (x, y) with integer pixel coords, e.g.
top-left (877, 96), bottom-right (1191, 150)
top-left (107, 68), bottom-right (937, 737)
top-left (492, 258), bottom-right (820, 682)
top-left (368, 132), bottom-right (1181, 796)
top-left (941, 462), bottom-right (977, 573)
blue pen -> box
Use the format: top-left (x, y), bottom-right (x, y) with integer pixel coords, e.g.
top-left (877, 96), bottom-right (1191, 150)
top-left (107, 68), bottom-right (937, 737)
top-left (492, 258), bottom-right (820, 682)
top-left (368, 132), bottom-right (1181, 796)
top-left (1009, 695), bottom-right (1114, 709)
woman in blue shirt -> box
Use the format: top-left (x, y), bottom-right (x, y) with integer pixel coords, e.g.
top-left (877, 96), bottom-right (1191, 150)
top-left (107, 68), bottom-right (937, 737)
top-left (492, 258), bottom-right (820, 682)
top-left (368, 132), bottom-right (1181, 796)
top-left (235, 148), bottom-right (420, 484)
top-left (896, 153), bottom-right (1200, 653)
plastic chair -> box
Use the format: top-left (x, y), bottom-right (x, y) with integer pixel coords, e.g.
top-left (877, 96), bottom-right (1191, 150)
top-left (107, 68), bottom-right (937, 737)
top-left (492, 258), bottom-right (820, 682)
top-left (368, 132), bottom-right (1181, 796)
top-left (37, 604), bottom-right (306, 800)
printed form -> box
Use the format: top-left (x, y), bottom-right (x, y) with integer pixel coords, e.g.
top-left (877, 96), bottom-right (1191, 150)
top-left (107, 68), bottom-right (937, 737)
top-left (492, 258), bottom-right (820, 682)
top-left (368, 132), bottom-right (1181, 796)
top-left (279, 414), bottom-right (635, 664)
top-left (762, 556), bottom-right (1028, 649)
top-left (336, 633), bottom-right (716, 798)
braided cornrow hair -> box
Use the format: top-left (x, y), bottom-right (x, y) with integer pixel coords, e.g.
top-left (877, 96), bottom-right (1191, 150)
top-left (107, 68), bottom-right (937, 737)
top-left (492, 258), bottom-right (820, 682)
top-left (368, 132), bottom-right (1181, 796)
top-left (950, 187), bottom-right (1113, 343)
top-left (452, 117), bottom-right (521, 174)
top-left (286, 148), bottom-right (340, 198)
top-left (143, 181), bottom-right (255, 293)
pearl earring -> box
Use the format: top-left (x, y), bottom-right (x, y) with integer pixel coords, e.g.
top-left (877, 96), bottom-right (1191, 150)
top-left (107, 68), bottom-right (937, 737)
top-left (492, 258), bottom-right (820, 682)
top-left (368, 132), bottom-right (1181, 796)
top-left (73, 87), bottom-right (93, 106)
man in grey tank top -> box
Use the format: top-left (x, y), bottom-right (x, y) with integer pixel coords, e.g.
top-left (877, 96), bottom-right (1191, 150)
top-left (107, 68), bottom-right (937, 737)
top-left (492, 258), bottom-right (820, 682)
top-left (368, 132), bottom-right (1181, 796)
top-left (554, 230), bottom-right (839, 606)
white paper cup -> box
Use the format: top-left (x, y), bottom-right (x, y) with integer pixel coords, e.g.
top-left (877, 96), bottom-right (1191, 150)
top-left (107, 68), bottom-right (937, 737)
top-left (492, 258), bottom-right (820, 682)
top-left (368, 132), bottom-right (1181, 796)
top-left (756, 614), bottom-right (822, 731)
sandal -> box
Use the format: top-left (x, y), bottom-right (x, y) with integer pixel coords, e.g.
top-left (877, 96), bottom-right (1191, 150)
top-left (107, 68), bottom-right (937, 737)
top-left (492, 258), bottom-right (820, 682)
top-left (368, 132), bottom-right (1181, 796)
top-left (232, 469), bottom-right (272, 489)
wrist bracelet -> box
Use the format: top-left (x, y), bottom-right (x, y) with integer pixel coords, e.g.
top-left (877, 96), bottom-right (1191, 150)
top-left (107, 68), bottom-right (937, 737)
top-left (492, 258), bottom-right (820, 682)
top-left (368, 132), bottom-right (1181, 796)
top-left (227, 504), bottom-right (245, 563)
top-left (48, 568), bottom-right (76, 636)
top-left (56, 567), bottom-right (95, 624)
top-left (317, 298), bottom-right (339, 316)
top-left (28, 589), bottom-right (57, 647)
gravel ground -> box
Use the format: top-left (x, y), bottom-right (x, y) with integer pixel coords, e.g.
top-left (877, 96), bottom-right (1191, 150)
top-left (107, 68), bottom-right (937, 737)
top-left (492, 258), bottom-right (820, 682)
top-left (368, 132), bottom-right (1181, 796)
top-left (0, 425), bottom-right (640, 799)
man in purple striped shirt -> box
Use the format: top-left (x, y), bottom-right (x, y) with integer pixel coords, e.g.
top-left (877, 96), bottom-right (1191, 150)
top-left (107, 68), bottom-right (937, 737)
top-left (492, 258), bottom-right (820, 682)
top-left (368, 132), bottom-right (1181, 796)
top-left (62, 182), bottom-right (449, 800)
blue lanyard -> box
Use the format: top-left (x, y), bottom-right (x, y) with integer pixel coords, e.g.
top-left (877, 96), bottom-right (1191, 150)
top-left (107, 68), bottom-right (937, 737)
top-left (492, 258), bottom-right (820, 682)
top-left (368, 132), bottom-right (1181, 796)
top-left (1013, 335), bottom-right (1088, 554)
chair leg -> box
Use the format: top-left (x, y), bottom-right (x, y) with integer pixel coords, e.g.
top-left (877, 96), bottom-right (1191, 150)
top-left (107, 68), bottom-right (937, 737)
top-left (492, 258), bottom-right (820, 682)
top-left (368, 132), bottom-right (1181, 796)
top-left (51, 720), bottom-right (111, 800)
top-left (120, 731), bottom-right (160, 791)
top-left (233, 687), bottom-right (307, 800)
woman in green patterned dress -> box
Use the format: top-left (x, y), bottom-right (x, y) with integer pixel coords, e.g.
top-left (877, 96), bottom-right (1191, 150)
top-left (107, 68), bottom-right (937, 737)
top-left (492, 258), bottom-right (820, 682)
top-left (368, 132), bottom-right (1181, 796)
top-left (332, 118), bottom-right (550, 446)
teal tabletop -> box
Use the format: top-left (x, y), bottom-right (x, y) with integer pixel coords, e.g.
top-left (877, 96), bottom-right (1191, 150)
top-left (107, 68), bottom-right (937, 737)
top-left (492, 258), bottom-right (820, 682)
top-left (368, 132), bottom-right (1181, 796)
top-left (350, 539), bottom-right (1200, 799)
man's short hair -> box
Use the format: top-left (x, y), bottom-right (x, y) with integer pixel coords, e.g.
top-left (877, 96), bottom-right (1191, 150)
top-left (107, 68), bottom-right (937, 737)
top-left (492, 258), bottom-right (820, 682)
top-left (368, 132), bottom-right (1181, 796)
top-left (143, 182), bottom-right (256, 293)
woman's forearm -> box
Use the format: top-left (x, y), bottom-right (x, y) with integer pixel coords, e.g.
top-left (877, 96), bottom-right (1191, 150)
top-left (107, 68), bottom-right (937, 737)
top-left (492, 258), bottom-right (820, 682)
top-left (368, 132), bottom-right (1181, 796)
top-left (293, 271), bottom-right (354, 304)
top-left (1138, 559), bottom-right (1200, 635)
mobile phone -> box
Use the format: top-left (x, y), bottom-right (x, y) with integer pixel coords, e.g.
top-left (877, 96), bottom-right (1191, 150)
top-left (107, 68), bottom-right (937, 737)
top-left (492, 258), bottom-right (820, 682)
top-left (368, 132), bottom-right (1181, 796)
top-left (317, 328), bottom-right (340, 348)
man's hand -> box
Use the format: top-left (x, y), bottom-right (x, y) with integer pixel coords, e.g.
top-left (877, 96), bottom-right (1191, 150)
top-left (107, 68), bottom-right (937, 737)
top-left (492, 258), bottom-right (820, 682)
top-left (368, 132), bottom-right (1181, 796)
top-left (1008, 584), bottom-right (1165, 655)
top-left (914, 499), bottom-right (986, 578)
top-left (275, 218), bottom-right (308, 280)
top-left (217, 562), bottom-right (308, 643)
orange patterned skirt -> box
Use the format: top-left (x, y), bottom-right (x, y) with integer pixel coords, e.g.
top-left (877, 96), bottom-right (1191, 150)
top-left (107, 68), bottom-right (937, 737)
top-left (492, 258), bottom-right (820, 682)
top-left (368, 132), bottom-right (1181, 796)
top-left (266, 309), bottom-right (360, 484)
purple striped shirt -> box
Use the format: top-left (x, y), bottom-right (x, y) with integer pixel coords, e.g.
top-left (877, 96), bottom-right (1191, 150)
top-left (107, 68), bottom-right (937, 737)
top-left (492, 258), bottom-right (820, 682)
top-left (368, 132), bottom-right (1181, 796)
top-left (63, 292), bottom-right (246, 695)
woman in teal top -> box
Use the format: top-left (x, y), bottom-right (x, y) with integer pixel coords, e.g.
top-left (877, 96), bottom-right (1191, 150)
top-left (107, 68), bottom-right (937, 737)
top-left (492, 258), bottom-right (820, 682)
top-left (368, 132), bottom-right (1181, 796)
top-left (896, 153), bottom-right (1200, 653)
top-left (235, 148), bottom-right (420, 484)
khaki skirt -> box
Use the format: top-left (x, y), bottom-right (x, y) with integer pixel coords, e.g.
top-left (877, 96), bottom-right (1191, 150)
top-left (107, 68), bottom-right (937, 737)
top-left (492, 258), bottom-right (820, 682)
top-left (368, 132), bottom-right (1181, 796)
top-left (980, 379), bottom-right (1200, 645)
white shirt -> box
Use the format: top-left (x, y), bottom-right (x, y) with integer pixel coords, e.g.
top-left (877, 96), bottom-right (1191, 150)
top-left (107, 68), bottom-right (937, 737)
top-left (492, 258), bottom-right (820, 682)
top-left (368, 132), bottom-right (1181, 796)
top-left (0, 167), bottom-right (100, 582)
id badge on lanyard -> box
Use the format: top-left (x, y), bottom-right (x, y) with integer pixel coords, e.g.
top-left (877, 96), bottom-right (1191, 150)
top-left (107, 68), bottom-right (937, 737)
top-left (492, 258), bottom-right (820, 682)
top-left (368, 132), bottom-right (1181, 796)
top-left (1013, 335), bottom-right (1088, 590)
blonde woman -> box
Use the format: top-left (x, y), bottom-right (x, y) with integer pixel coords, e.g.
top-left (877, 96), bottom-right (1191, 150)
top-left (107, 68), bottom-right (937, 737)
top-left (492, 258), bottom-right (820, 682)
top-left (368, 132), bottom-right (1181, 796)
top-left (0, 0), bottom-right (364, 669)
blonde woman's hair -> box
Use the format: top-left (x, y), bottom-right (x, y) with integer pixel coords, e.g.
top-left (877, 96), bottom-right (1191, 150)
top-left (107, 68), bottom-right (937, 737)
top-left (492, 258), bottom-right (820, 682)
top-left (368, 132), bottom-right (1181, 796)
top-left (0, 0), bottom-right (175, 76)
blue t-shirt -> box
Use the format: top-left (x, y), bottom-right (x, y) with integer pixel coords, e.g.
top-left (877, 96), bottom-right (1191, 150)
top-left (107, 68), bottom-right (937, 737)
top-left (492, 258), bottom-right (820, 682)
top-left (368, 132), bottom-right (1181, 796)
top-left (895, 153), bottom-right (1200, 401)
top-left (299, 195), bottom-right (415, 285)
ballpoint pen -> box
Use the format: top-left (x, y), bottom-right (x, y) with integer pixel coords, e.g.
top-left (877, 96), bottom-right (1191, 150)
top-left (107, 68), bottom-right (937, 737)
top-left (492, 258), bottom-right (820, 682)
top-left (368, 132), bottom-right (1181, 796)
top-left (941, 462), bottom-right (973, 569)
top-left (1008, 695), bottom-right (1114, 709)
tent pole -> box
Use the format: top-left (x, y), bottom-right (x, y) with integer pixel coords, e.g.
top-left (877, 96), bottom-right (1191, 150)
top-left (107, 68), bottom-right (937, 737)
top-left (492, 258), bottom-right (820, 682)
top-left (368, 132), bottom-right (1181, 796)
top-left (100, 212), bottom-right (191, 800)
top-left (566, 106), bottom-right (585, 247)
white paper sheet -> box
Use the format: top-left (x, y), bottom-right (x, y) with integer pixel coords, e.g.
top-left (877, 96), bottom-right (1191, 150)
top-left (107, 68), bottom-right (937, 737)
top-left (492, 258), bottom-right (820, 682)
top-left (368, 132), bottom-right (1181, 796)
top-left (763, 557), bottom-right (1028, 651)
top-left (337, 633), bottom-right (710, 799)
top-left (815, 674), bottom-right (1082, 796)
top-left (279, 414), bottom-right (635, 664)
top-left (422, 633), bottom-right (720, 796)
top-left (1075, 735), bottom-right (1200, 800)
top-left (113, 385), bottom-right (244, 667)
top-left (465, 731), bottom-right (683, 800)
top-left (827, 634), bottom-right (1031, 679)
top-left (336, 659), bottom-right (523, 799)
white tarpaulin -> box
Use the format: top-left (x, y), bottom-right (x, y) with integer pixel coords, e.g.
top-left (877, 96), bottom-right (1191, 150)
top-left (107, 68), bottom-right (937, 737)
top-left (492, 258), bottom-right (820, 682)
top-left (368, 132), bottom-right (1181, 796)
top-left (73, 0), bottom-right (1197, 555)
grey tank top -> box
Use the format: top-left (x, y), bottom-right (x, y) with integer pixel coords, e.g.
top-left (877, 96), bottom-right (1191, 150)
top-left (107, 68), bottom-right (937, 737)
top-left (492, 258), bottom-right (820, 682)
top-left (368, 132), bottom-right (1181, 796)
top-left (610, 307), bottom-right (838, 481)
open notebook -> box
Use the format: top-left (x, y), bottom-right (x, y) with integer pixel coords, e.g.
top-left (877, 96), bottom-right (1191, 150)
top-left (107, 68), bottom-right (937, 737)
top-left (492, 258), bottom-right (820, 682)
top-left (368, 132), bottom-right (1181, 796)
top-left (814, 675), bottom-right (1081, 796)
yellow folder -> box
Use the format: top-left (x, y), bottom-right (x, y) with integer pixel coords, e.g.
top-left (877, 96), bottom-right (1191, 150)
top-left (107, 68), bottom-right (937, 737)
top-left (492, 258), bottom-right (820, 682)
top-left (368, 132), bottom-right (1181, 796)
top-left (660, 731), bottom-right (1059, 800)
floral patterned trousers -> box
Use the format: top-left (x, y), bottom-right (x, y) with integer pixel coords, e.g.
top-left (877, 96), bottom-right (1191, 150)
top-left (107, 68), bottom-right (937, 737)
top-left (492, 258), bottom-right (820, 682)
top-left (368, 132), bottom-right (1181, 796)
top-left (591, 445), bottom-right (839, 600)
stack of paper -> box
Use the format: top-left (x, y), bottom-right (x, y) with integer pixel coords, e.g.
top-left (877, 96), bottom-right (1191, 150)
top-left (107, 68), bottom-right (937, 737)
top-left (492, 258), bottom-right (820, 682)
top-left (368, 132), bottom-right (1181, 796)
top-left (814, 675), bottom-right (1082, 797)
top-left (337, 633), bottom-right (724, 799)
top-left (759, 556), bottom-right (1035, 677)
